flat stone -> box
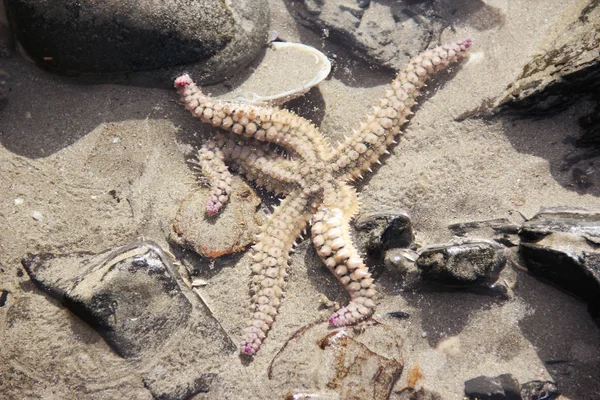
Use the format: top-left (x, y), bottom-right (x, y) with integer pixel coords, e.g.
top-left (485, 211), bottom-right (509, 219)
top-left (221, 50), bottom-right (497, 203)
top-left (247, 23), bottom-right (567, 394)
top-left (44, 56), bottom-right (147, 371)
top-left (269, 322), bottom-right (403, 400)
top-left (464, 374), bottom-right (521, 400)
top-left (170, 176), bottom-right (263, 258)
top-left (22, 241), bottom-right (235, 400)
top-left (5, 0), bottom-right (269, 85)
top-left (416, 241), bottom-right (506, 286)
top-left (519, 208), bottom-right (600, 320)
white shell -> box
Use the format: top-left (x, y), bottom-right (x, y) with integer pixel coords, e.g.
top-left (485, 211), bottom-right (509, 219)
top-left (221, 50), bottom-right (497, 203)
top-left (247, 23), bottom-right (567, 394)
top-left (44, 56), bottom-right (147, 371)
top-left (219, 42), bottom-right (331, 106)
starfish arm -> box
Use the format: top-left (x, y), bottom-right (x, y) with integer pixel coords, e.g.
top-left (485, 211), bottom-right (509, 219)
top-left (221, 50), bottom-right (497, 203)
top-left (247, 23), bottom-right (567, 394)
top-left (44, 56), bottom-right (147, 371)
top-left (195, 140), bottom-right (233, 216)
top-left (240, 190), bottom-right (313, 356)
top-left (175, 75), bottom-right (334, 162)
top-left (209, 133), bottom-right (302, 196)
top-left (330, 40), bottom-right (472, 181)
top-left (311, 182), bottom-right (376, 326)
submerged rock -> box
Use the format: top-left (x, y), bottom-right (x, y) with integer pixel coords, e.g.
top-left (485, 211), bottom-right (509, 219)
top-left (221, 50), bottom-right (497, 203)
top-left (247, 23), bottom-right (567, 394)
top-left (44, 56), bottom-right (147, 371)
top-left (464, 374), bottom-right (521, 400)
top-left (519, 208), bottom-right (600, 319)
top-left (289, 0), bottom-right (434, 69)
top-left (171, 176), bottom-right (262, 258)
top-left (416, 241), bottom-right (505, 286)
top-left (269, 322), bottom-right (403, 400)
top-left (22, 241), bottom-right (235, 400)
top-left (6, 0), bottom-right (269, 85)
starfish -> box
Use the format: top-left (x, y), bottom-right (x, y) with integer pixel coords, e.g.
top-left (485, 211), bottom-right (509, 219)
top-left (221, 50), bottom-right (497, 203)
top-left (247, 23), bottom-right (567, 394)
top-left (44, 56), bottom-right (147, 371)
top-left (174, 39), bottom-right (472, 356)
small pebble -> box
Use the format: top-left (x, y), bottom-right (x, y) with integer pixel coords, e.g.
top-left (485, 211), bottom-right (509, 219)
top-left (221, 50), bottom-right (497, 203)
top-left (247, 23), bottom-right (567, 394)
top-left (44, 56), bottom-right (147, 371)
top-left (13, 198), bottom-right (24, 206)
top-left (31, 210), bottom-right (43, 221)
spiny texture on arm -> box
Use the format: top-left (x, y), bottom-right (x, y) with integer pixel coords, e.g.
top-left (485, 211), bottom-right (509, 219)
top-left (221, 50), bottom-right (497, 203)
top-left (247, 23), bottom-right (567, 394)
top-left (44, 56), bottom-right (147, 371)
top-left (240, 190), bottom-right (313, 356)
top-left (196, 141), bottom-right (233, 216)
top-left (311, 182), bottom-right (376, 326)
top-left (205, 133), bottom-right (301, 197)
top-left (174, 75), bottom-right (333, 163)
top-left (330, 39), bottom-right (472, 181)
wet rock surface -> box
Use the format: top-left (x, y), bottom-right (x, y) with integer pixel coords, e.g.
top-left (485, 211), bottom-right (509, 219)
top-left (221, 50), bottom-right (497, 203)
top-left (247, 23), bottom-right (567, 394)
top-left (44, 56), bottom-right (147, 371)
top-left (416, 241), bottom-right (506, 286)
top-left (288, 0), bottom-right (434, 69)
top-left (269, 322), bottom-right (403, 400)
top-left (464, 373), bottom-right (521, 400)
top-left (170, 176), bottom-right (263, 258)
top-left (519, 208), bottom-right (600, 318)
top-left (22, 241), bottom-right (235, 400)
top-left (5, 0), bottom-right (269, 85)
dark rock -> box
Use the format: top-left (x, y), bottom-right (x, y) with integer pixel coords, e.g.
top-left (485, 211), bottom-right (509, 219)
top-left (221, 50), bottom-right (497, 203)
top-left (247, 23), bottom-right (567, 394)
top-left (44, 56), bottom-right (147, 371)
top-left (464, 374), bottom-right (521, 400)
top-left (289, 0), bottom-right (435, 69)
top-left (269, 322), bottom-right (403, 400)
top-left (5, 0), bottom-right (269, 85)
top-left (170, 176), bottom-right (263, 258)
top-left (354, 212), bottom-right (414, 258)
top-left (520, 380), bottom-right (560, 400)
top-left (519, 208), bottom-right (600, 319)
top-left (416, 241), bottom-right (506, 286)
top-left (22, 241), bottom-right (235, 400)
top-left (448, 218), bottom-right (521, 247)
top-left (0, 289), bottom-right (8, 307)
top-left (491, 1), bottom-right (600, 147)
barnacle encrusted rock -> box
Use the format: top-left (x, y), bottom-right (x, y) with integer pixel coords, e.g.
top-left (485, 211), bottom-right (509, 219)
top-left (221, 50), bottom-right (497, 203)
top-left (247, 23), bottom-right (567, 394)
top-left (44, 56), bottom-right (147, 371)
top-left (174, 39), bottom-right (472, 355)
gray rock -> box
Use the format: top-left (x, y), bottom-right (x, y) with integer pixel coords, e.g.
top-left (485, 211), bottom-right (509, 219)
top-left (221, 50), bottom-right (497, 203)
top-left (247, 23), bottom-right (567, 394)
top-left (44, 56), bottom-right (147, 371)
top-left (519, 208), bottom-right (600, 320)
top-left (464, 373), bottom-right (521, 400)
top-left (416, 241), bottom-right (505, 286)
top-left (289, 0), bottom-right (435, 69)
top-left (22, 241), bottom-right (235, 400)
top-left (520, 380), bottom-right (560, 400)
top-left (6, 0), bottom-right (269, 85)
